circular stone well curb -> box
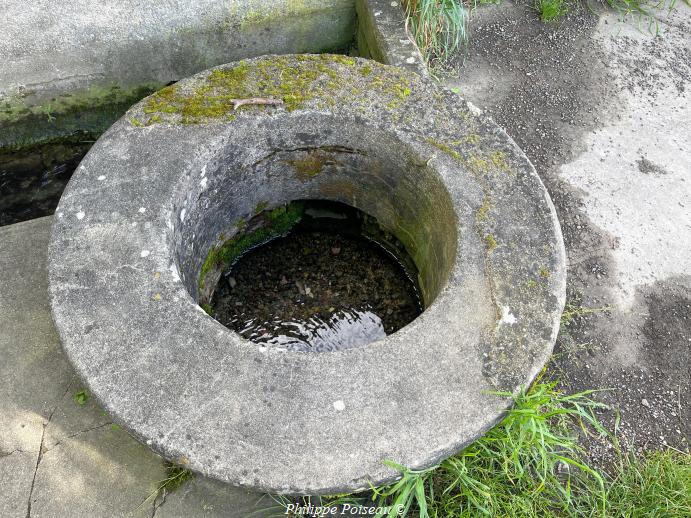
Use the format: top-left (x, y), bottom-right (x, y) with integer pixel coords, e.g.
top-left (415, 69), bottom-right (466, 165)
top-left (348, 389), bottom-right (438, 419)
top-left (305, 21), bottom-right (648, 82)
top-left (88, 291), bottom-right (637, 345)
top-left (48, 54), bottom-right (566, 494)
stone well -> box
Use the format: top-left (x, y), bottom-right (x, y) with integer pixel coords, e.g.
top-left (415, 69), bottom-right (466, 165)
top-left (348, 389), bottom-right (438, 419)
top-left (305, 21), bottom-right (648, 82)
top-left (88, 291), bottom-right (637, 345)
top-left (48, 55), bottom-right (566, 494)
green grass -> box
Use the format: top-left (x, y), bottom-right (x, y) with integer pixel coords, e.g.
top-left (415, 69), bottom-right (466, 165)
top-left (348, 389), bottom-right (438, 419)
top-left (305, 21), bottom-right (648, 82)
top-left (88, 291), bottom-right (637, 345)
top-left (600, 450), bottom-right (691, 517)
top-left (560, 302), bottom-right (611, 327)
top-left (533, 0), bottom-right (687, 27)
top-left (364, 381), bottom-right (611, 517)
top-left (403, 0), bottom-right (470, 65)
top-left (281, 381), bottom-right (689, 518)
top-left (598, 0), bottom-right (686, 25)
top-left (403, 0), bottom-right (687, 61)
top-left (74, 389), bottom-right (89, 406)
top-left (535, 0), bottom-right (569, 20)
top-left (136, 462), bottom-right (195, 513)
top-left (159, 462), bottom-right (195, 492)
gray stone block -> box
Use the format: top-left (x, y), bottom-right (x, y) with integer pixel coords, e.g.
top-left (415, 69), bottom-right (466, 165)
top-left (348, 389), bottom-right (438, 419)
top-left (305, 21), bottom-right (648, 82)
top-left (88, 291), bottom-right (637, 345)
top-left (48, 55), bottom-right (566, 494)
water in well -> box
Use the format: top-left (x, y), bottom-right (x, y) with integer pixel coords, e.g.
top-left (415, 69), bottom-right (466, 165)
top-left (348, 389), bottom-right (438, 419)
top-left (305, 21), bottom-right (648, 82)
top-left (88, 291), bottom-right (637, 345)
top-left (209, 201), bottom-right (422, 352)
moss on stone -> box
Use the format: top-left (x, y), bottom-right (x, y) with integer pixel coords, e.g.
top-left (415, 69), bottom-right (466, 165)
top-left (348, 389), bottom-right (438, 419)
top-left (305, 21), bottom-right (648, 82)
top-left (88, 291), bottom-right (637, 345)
top-left (145, 114), bottom-right (163, 125)
top-left (476, 194), bottom-right (491, 222)
top-left (425, 138), bottom-right (462, 161)
top-left (142, 56), bottom-right (415, 124)
top-left (1, 83), bottom-right (161, 125)
top-left (198, 202), bottom-right (304, 290)
top-left (485, 234), bottom-right (497, 252)
top-left (325, 55), bottom-right (357, 66)
top-left (254, 200), bottom-right (269, 215)
top-left (539, 267), bottom-right (550, 278)
top-left (1, 82), bottom-right (163, 151)
top-left (287, 150), bottom-right (330, 178)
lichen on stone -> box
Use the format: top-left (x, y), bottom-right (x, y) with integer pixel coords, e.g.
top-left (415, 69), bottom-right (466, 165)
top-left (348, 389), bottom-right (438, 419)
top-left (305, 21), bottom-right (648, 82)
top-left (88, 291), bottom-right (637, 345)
top-left (489, 150), bottom-right (510, 171)
top-left (425, 138), bottom-right (462, 161)
top-left (139, 55), bottom-right (416, 124)
top-left (485, 234), bottom-right (498, 251)
top-left (476, 194), bottom-right (491, 222)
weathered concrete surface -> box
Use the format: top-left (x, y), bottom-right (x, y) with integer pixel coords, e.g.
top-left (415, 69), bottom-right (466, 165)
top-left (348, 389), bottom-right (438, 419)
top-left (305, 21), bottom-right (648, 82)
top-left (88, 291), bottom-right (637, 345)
top-left (355, 0), bottom-right (427, 76)
top-left (445, 1), bottom-right (690, 459)
top-left (0, 0), bottom-right (355, 150)
top-left (48, 55), bottom-right (565, 493)
top-left (0, 217), bottom-right (274, 517)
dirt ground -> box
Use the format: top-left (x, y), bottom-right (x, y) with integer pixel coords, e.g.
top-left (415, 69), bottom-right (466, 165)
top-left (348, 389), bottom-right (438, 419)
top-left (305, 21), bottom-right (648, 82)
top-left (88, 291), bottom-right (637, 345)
top-left (444, 0), bottom-right (690, 464)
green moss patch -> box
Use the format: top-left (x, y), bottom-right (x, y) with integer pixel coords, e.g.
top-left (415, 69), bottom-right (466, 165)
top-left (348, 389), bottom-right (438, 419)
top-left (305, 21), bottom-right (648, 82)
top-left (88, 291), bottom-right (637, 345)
top-left (1, 83), bottom-right (162, 151)
top-left (141, 55), bottom-right (415, 124)
top-left (199, 202), bottom-right (304, 291)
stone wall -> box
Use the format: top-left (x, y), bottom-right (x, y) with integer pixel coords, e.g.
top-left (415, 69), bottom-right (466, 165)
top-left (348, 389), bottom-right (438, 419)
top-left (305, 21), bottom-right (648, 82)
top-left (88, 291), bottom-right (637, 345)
top-left (0, 0), bottom-right (356, 150)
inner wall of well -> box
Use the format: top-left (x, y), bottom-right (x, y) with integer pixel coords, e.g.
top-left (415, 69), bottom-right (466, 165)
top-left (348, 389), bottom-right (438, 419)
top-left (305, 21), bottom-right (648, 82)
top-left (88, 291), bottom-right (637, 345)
top-left (173, 118), bottom-right (458, 308)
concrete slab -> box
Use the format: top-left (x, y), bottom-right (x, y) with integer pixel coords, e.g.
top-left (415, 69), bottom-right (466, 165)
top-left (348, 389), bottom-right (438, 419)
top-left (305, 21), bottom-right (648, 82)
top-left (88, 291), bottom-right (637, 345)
top-left (0, 217), bottom-right (275, 517)
top-left (0, 451), bottom-right (36, 518)
top-left (444, 1), bottom-right (690, 459)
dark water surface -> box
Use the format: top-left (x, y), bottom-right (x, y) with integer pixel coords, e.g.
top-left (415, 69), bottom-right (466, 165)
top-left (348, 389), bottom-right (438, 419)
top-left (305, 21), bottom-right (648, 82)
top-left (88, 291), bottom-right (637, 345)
top-left (0, 141), bottom-right (91, 226)
top-left (210, 202), bottom-right (422, 352)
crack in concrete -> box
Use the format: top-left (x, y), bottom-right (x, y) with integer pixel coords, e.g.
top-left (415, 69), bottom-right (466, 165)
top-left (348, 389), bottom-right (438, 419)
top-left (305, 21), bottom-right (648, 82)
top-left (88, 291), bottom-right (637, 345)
top-left (41, 422), bottom-right (114, 455)
top-left (150, 487), bottom-right (168, 518)
top-left (0, 448), bottom-right (36, 459)
top-left (25, 377), bottom-right (75, 518)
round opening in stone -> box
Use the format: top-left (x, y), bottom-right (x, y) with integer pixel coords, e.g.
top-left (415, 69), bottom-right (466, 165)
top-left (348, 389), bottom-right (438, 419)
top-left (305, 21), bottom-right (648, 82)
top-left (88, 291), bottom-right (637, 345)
top-left (207, 200), bottom-right (423, 352)
top-left (172, 116), bottom-right (459, 353)
top-left (49, 55), bottom-right (568, 493)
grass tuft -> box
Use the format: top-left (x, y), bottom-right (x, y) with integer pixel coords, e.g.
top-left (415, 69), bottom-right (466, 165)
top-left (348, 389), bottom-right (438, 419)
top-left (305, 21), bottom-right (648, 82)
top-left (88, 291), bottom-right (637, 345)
top-left (404, 0), bottom-right (686, 59)
top-left (159, 462), bottom-right (194, 493)
top-left (308, 382), bottom-right (689, 518)
top-left (535, 0), bottom-right (570, 21)
top-left (403, 0), bottom-right (470, 65)
top-left (134, 462), bottom-right (194, 514)
top-left (388, 381), bottom-right (610, 517)
top-left (560, 302), bottom-right (611, 327)
top-left (601, 449), bottom-right (691, 516)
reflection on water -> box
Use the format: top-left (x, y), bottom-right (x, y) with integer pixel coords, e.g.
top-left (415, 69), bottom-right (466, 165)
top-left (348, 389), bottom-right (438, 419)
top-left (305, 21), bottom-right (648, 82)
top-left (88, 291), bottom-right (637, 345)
top-left (236, 307), bottom-right (387, 352)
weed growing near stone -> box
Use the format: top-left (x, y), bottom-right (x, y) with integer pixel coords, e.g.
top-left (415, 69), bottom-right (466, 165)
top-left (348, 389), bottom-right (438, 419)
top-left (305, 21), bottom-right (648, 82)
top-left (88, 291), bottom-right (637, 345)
top-left (535, 0), bottom-right (569, 21)
top-left (402, 0), bottom-right (470, 64)
top-left (160, 462), bottom-right (195, 492)
top-left (283, 381), bottom-right (689, 517)
top-left (366, 381), bottom-right (610, 517)
top-left (405, 0), bottom-right (686, 63)
top-left (137, 462), bottom-right (195, 513)
top-left (560, 302), bottom-right (611, 327)
top-left (73, 389), bottom-right (89, 406)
